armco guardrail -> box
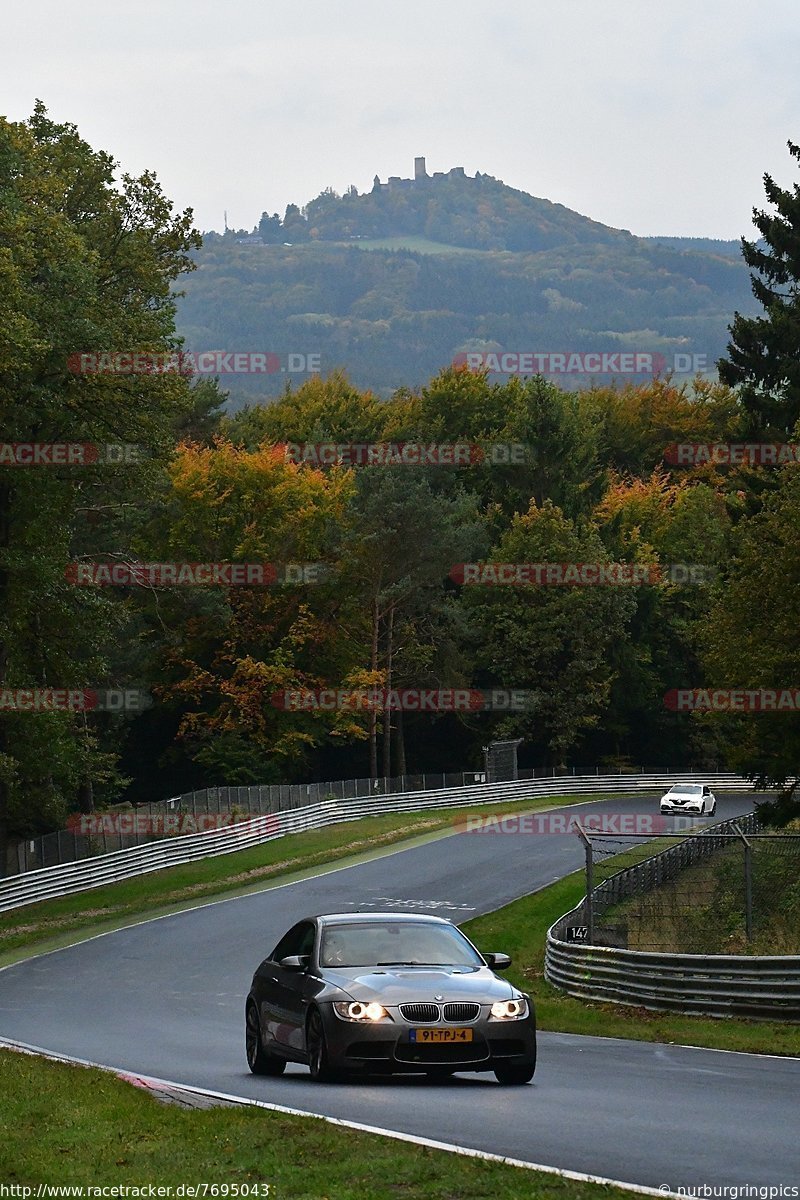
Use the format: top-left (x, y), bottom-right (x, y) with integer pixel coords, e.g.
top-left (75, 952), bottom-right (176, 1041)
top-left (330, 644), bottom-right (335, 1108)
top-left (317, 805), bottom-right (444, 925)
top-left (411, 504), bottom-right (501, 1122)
top-left (544, 812), bottom-right (800, 1020)
top-left (0, 772), bottom-right (752, 915)
top-left (8, 769), bottom-right (492, 875)
top-left (545, 941), bottom-right (800, 1021)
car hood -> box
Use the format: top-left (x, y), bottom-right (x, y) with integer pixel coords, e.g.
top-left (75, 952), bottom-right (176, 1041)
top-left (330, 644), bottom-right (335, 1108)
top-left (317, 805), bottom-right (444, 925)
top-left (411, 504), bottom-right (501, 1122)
top-left (321, 964), bottom-right (516, 1004)
top-left (662, 790), bottom-right (702, 800)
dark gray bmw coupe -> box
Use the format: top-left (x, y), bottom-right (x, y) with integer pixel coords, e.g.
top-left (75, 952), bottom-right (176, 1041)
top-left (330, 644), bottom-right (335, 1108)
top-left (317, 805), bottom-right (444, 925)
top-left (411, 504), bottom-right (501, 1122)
top-left (245, 912), bottom-right (536, 1084)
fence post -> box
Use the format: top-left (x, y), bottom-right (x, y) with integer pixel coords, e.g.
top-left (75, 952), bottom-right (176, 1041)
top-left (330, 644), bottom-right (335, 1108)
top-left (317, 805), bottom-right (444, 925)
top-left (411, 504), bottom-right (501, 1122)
top-left (574, 821), bottom-right (593, 944)
top-left (733, 823), bottom-right (753, 943)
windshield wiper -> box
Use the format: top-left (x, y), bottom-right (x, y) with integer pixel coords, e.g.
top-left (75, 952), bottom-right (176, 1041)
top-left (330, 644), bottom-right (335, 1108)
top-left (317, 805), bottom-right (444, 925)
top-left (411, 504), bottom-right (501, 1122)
top-left (376, 960), bottom-right (448, 966)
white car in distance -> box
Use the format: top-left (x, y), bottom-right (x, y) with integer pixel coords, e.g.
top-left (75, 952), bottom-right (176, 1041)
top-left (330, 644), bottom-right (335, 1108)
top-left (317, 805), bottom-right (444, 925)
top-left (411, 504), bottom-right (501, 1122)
top-left (660, 783), bottom-right (717, 815)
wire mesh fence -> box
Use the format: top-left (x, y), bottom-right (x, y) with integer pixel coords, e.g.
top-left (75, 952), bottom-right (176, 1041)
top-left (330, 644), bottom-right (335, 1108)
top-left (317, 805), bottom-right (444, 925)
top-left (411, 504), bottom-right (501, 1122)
top-left (575, 817), bottom-right (800, 954)
top-left (5, 771), bottom-right (483, 876)
top-left (5, 762), bottom-right (719, 878)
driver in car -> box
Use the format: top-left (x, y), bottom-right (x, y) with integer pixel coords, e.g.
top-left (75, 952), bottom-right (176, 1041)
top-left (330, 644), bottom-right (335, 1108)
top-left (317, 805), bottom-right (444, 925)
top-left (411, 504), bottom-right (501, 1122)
top-left (324, 932), bottom-right (349, 966)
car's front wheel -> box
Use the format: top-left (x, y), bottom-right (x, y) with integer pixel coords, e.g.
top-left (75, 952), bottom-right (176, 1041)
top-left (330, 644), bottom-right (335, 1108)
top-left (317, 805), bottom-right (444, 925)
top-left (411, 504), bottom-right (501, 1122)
top-left (246, 1002), bottom-right (286, 1076)
top-left (307, 1008), bottom-right (338, 1083)
top-left (494, 1063), bottom-right (535, 1085)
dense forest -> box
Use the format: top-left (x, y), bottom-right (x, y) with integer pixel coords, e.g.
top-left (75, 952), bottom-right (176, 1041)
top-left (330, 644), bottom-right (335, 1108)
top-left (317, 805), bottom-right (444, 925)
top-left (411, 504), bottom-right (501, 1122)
top-left (2, 112), bottom-right (800, 856)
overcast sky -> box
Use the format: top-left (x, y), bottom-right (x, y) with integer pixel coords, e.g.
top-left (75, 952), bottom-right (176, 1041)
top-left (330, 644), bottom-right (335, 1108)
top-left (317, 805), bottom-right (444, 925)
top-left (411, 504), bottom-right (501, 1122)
top-left (6, 0), bottom-right (799, 239)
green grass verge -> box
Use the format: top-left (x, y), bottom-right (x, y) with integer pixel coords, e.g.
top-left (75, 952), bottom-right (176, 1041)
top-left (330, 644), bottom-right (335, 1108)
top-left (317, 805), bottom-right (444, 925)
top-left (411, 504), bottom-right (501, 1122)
top-left (461, 872), bottom-right (800, 1057)
top-left (0, 1049), bottom-right (637, 1198)
top-left (0, 792), bottom-right (615, 965)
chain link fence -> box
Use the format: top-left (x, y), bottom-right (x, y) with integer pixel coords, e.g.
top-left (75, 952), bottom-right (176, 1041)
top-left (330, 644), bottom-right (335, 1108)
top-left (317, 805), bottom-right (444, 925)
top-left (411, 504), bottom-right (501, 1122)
top-left (5, 771), bottom-right (481, 876)
top-left (3, 762), bottom-right (736, 879)
top-left (571, 816), bottom-right (800, 954)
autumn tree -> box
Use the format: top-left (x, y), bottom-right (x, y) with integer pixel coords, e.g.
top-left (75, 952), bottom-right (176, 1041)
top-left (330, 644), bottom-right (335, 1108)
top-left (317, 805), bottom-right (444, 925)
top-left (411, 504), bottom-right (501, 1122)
top-left (138, 439), bottom-right (361, 783)
top-left (0, 103), bottom-right (201, 860)
top-left (224, 370), bottom-right (385, 449)
top-left (580, 378), bottom-right (742, 477)
top-left (593, 472), bottom-right (732, 769)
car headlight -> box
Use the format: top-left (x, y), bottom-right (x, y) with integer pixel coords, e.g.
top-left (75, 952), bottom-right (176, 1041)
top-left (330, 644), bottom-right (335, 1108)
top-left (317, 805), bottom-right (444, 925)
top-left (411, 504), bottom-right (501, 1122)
top-left (489, 997), bottom-right (528, 1021)
top-left (332, 1001), bottom-right (391, 1022)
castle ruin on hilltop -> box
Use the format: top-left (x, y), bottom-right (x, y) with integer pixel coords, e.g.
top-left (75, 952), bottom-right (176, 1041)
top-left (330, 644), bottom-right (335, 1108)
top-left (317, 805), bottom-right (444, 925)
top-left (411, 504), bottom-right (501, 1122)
top-left (372, 157), bottom-right (470, 192)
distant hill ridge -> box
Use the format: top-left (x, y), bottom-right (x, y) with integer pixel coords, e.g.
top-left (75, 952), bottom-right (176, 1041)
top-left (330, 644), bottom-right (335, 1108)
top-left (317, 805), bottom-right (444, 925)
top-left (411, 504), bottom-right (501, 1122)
top-left (223, 157), bottom-right (742, 258)
top-left (235, 156), bottom-right (638, 253)
top-left (184, 159), bottom-right (754, 402)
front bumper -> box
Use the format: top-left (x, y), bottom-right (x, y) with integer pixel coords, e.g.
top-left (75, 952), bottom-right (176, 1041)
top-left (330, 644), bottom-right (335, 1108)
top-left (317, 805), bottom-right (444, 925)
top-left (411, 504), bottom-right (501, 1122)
top-left (660, 802), bottom-right (703, 813)
top-left (320, 1003), bottom-right (537, 1074)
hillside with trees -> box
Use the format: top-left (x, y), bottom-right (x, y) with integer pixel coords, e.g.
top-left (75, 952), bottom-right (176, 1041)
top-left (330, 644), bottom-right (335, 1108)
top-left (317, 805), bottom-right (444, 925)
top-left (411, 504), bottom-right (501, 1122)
top-left (259, 168), bottom-right (631, 251)
top-left (178, 166), bottom-right (757, 404)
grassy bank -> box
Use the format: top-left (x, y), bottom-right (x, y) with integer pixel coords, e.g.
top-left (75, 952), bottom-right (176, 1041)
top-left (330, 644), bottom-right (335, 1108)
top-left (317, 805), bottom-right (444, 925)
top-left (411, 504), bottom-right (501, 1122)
top-left (603, 834), bottom-right (800, 955)
top-left (0, 1049), bottom-right (640, 1198)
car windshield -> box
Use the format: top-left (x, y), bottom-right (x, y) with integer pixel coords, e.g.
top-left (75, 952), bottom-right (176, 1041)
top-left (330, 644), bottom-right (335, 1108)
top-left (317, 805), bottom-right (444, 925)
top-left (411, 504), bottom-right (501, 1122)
top-left (672, 785), bottom-right (702, 794)
top-left (319, 921), bottom-right (484, 968)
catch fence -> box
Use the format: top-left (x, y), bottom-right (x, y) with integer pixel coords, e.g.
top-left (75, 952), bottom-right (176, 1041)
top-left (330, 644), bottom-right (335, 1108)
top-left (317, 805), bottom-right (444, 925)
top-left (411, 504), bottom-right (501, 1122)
top-left (546, 813), bottom-right (800, 1018)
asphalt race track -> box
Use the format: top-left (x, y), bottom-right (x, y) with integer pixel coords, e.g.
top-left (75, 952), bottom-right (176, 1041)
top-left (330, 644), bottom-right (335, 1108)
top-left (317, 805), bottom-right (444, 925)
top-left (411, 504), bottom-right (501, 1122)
top-left (1, 792), bottom-right (798, 1191)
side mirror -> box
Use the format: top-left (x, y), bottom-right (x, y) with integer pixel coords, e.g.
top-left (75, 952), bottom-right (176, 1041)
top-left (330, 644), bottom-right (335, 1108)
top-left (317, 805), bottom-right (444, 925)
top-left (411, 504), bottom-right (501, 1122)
top-left (280, 954), bottom-right (310, 972)
top-left (484, 952), bottom-right (512, 969)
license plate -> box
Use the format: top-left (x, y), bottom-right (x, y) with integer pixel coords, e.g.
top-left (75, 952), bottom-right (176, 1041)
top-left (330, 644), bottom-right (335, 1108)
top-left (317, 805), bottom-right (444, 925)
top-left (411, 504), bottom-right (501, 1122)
top-left (410, 1027), bottom-right (473, 1043)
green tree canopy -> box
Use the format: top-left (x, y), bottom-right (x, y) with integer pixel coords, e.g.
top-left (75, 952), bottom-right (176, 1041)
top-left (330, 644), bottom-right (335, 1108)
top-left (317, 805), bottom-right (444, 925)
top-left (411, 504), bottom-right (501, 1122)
top-left (0, 103), bottom-right (200, 854)
top-left (702, 466), bottom-right (800, 819)
top-left (719, 140), bottom-right (800, 435)
top-left (460, 500), bottom-right (636, 766)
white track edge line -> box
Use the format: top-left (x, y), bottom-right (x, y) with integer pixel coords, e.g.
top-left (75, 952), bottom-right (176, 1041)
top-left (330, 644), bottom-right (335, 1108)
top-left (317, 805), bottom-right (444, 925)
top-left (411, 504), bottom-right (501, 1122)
top-left (0, 1036), bottom-right (683, 1199)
